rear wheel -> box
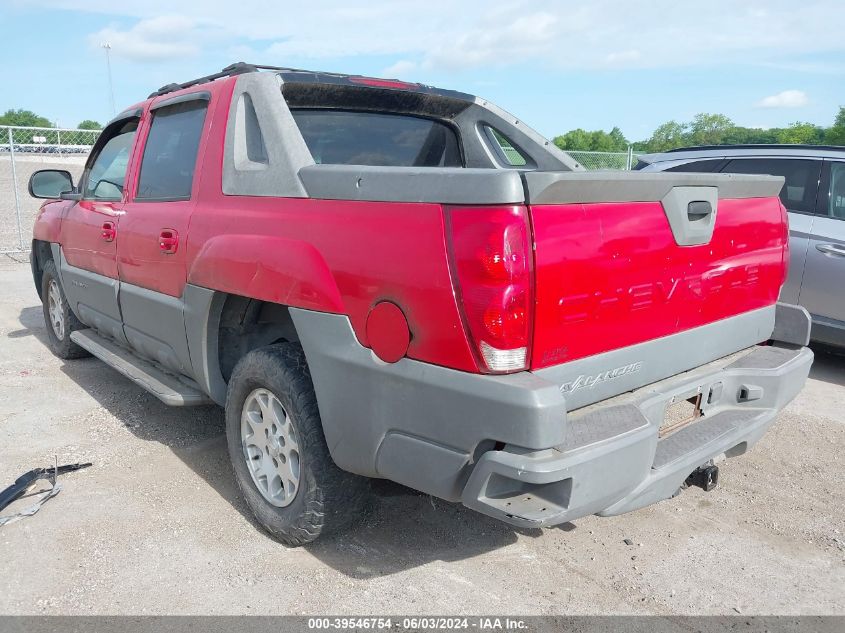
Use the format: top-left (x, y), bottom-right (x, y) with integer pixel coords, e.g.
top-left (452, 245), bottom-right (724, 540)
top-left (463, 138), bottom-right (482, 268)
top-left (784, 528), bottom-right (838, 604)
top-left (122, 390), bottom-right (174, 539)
top-left (225, 343), bottom-right (370, 545)
top-left (40, 259), bottom-right (90, 359)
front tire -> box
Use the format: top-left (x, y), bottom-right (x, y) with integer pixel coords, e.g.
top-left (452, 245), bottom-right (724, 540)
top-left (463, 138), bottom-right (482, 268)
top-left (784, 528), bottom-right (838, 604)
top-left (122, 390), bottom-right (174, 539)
top-left (40, 259), bottom-right (90, 359)
top-left (225, 343), bottom-right (370, 545)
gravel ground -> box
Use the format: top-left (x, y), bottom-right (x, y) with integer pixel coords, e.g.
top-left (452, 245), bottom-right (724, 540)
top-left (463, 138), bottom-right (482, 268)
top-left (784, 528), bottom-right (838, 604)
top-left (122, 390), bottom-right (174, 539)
top-left (0, 155), bottom-right (85, 252)
top-left (0, 257), bottom-right (843, 615)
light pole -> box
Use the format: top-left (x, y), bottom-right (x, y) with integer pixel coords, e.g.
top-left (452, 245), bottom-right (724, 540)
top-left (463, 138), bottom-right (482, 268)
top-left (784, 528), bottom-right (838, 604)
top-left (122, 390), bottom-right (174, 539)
top-left (101, 42), bottom-right (116, 115)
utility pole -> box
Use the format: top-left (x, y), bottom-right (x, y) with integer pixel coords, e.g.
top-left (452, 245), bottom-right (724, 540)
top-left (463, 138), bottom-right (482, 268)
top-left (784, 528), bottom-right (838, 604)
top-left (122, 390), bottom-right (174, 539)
top-left (101, 42), bottom-right (116, 115)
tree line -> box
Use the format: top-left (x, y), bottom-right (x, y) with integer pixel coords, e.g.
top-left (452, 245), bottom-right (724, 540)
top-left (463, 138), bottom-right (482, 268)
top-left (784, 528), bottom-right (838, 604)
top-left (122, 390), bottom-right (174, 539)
top-left (554, 107), bottom-right (845, 153)
top-left (0, 109), bottom-right (101, 130)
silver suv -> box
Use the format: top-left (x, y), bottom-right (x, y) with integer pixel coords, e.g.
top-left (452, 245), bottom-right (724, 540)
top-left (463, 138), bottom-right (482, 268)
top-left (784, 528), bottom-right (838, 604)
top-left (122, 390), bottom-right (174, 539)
top-left (637, 145), bottom-right (845, 348)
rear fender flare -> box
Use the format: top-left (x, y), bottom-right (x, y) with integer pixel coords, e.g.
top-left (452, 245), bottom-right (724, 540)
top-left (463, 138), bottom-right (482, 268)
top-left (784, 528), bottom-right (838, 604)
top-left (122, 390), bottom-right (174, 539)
top-left (188, 235), bottom-right (345, 313)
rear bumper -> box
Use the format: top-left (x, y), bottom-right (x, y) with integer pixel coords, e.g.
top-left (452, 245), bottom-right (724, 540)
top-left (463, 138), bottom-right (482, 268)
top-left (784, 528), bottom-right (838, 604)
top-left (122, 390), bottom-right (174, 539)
top-left (461, 343), bottom-right (812, 527)
top-left (290, 304), bottom-right (813, 527)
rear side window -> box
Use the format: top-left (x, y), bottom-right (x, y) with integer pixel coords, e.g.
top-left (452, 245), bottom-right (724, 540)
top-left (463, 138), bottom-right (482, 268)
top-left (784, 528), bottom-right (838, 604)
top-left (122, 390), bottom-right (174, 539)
top-left (665, 159), bottom-right (725, 173)
top-left (136, 100), bottom-right (208, 201)
top-left (290, 110), bottom-right (462, 167)
top-left (720, 158), bottom-right (821, 213)
top-left (484, 126), bottom-right (528, 167)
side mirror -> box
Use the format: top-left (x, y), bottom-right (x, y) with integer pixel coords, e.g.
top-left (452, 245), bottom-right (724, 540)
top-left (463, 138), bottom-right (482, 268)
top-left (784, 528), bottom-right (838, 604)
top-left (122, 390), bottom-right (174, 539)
top-left (28, 170), bottom-right (75, 200)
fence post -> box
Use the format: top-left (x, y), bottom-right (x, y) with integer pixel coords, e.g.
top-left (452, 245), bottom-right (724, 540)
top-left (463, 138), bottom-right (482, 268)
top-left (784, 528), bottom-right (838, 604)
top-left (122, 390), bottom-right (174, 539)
top-left (626, 145), bottom-right (633, 170)
top-left (8, 127), bottom-right (25, 251)
top-left (56, 127), bottom-right (62, 159)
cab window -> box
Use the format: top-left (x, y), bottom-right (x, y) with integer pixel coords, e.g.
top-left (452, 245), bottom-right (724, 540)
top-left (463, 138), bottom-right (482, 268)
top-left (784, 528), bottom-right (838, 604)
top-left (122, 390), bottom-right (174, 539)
top-left (82, 119), bottom-right (138, 201)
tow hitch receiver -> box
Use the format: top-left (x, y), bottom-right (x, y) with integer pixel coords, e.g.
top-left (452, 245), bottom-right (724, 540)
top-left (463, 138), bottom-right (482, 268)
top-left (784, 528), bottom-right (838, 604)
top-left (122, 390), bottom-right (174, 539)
top-left (686, 465), bottom-right (719, 492)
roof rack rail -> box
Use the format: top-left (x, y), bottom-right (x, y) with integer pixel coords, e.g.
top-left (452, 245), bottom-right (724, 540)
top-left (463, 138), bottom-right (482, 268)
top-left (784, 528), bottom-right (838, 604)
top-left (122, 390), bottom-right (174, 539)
top-left (145, 61), bottom-right (468, 100)
top-left (666, 143), bottom-right (845, 153)
top-left (148, 62), bottom-right (362, 98)
top-left (148, 62), bottom-right (280, 98)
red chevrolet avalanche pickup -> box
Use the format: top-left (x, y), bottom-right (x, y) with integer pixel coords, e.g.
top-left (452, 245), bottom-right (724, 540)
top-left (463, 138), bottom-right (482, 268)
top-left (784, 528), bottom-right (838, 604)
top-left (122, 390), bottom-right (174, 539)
top-left (28, 63), bottom-right (813, 545)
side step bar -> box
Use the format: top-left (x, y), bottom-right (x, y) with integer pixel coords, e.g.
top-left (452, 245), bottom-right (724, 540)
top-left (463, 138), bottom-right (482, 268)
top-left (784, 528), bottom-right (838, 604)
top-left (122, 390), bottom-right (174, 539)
top-left (70, 329), bottom-right (214, 407)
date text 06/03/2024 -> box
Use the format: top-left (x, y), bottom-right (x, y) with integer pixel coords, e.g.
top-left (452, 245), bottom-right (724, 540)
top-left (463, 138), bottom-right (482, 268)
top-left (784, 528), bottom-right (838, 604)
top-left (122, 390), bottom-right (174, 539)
top-left (306, 617), bottom-right (529, 630)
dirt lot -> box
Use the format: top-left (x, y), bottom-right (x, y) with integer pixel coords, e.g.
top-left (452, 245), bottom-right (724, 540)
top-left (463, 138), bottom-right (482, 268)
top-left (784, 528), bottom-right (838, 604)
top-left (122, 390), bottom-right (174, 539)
top-left (0, 256), bottom-right (843, 615)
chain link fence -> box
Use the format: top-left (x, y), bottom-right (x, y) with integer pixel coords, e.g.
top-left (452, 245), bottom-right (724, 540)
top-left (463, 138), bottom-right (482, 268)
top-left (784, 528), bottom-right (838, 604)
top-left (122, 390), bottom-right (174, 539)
top-left (1, 125), bottom-right (100, 253)
top-left (566, 147), bottom-right (647, 171)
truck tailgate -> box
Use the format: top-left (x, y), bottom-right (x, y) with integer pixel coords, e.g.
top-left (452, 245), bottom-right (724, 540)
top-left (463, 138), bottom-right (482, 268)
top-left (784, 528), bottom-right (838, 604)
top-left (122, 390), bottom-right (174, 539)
top-left (524, 171), bottom-right (786, 402)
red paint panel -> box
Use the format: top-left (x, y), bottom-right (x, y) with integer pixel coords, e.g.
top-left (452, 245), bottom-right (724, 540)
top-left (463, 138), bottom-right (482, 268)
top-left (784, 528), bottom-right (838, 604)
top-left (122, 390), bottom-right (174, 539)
top-left (117, 199), bottom-right (193, 298)
top-left (188, 198), bottom-right (475, 370)
top-left (530, 197), bottom-right (786, 369)
top-left (60, 200), bottom-right (123, 279)
top-left (32, 200), bottom-right (68, 244)
top-left (183, 197), bottom-right (475, 371)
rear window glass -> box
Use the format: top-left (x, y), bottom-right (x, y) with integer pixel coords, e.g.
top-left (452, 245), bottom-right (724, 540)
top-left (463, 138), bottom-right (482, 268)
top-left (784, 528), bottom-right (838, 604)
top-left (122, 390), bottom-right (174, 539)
top-left (291, 110), bottom-right (462, 167)
top-left (665, 159), bottom-right (725, 173)
top-left (720, 158), bottom-right (820, 213)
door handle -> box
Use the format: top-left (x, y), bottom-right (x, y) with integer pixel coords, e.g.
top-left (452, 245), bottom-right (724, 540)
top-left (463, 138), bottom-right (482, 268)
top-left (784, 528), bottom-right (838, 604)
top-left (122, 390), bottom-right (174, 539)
top-left (159, 229), bottom-right (179, 254)
top-left (101, 221), bottom-right (116, 242)
top-left (815, 243), bottom-right (845, 257)
top-left (687, 200), bottom-right (713, 222)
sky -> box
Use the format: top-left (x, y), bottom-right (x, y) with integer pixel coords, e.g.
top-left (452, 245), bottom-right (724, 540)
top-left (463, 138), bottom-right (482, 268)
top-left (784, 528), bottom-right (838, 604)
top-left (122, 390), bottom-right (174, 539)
top-left (1, 0), bottom-right (844, 141)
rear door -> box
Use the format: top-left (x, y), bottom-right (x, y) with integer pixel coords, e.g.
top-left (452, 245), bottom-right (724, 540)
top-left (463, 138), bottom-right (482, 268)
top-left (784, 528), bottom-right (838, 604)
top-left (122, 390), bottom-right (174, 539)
top-left (797, 160), bottom-right (845, 342)
top-left (116, 91), bottom-right (211, 376)
top-left (718, 157), bottom-right (821, 304)
top-left (59, 115), bottom-right (140, 344)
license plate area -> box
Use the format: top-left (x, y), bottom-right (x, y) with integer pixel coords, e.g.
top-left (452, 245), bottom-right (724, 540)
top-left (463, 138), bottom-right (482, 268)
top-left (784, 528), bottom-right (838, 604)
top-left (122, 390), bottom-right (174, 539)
top-left (660, 389), bottom-right (703, 438)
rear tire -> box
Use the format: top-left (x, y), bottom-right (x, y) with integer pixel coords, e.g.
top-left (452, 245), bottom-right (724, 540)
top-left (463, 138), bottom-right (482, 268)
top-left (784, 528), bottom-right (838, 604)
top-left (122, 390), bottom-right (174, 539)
top-left (40, 259), bottom-right (90, 359)
top-left (225, 343), bottom-right (370, 545)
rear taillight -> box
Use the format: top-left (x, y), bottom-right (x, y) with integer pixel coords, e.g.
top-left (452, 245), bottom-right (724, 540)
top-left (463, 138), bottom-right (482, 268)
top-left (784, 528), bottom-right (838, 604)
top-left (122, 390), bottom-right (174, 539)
top-left (446, 206), bottom-right (533, 373)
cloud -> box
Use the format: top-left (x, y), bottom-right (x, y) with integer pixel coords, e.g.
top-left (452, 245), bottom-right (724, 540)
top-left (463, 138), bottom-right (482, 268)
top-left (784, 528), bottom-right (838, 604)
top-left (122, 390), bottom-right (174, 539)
top-left (28, 0), bottom-right (845, 72)
top-left (421, 11), bottom-right (560, 71)
top-left (756, 90), bottom-right (810, 108)
top-left (88, 15), bottom-right (207, 61)
top-left (382, 60), bottom-right (417, 78)
top-left (605, 50), bottom-right (642, 66)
